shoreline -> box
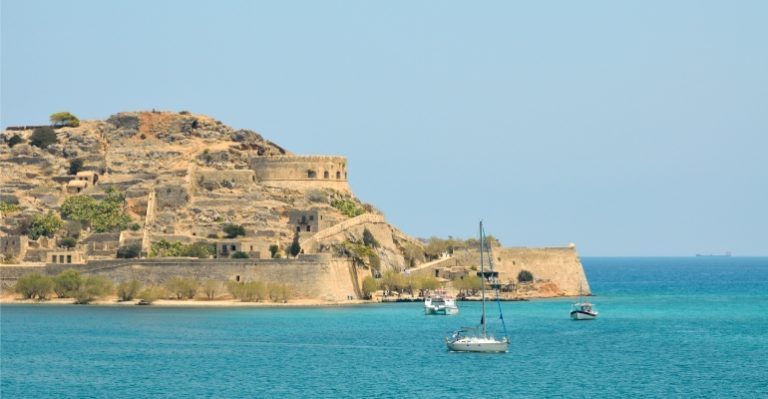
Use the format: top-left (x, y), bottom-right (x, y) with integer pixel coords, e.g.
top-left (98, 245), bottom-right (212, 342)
top-left (0, 294), bottom-right (585, 308)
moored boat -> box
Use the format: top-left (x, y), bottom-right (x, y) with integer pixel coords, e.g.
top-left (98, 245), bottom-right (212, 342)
top-left (424, 291), bottom-right (459, 315)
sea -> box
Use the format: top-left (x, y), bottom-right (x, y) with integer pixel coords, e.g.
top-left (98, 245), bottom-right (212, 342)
top-left (1, 257), bottom-right (767, 398)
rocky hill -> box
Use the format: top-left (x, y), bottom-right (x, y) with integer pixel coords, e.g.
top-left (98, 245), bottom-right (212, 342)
top-left (0, 111), bottom-right (417, 270)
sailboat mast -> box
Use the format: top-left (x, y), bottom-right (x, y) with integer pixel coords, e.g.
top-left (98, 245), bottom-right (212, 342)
top-left (480, 221), bottom-right (486, 338)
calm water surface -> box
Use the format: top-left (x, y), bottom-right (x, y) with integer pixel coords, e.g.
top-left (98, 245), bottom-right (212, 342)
top-left (2, 257), bottom-right (767, 398)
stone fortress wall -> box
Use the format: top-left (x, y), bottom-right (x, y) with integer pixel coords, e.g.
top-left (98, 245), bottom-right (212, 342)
top-left (249, 155), bottom-right (350, 192)
top-left (408, 246), bottom-right (591, 296)
top-left (0, 256), bottom-right (363, 300)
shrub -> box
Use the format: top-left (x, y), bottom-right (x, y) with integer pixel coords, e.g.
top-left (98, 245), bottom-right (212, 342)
top-left (129, 223), bottom-right (141, 231)
top-left (53, 269), bottom-right (82, 298)
top-left (231, 251), bottom-right (249, 259)
top-left (222, 224), bottom-right (245, 238)
top-left (338, 241), bottom-right (373, 268)
top-left (403, 243), bottom-right (425, 268)
top-left (68, 159), bottom-right (84, 175)
top-left (269, 244), bottom-right (279, 259)
top-left (288, 232), bottom-right (301, 258)
top-left (165, 277), bottom-right (198, 299)
top-left (362, 228), bottom-right (379, 248)
top-left (50, 112), bottom-right (80, 127)
top-left (117, 280), bottom-right (142, 301)
top-left (29, 211), bottom-right (63, 239)
top-left (116, 244), bottom-right (142, 259)
top-left (15, 273), bottom-right (54, 300)
top-left (268, 282), bottom-right (292, 302)
top-left (202, 280), bottom-right (219, 300)
top-left (138, 286), bottom-right (167, 304)
top-left (0, 201), bottom-right (21, 214)
top-left (7, 134), bottom-right (23, 148)
top-left (150, 240), bottom-right (211, 259)
top-left (226, 281), bottom-right (267, 302)
top-left (73, 275), bottom-right (113, 304)
top-left (517, 270), bottom-right (534, 283)
top-left (362, 276), bottom-right (378, 299)
top-left (59, 237), bottom-right (77, 249)
top-left (331, 199), bottom-right (365, 218)
top-left (368, 253), bottom-right (381, 274)
top-left (29, 126), bottom-right (58, 148)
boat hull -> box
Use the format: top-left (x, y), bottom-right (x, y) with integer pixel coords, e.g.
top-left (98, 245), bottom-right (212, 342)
top-left (570, 310), bottom-right (598, 320)
top-left (424, 305), bottom-right (459, 315)
top-left (446, 338), bottom-right (508, 353)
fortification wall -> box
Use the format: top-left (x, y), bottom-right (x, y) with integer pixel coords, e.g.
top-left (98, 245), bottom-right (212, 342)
top-left (249, 155), bottom-right (350, 192)
top-left (0, 256), bottom-right (362, 300)
top-left (409, 246), bottom-right (590, 296)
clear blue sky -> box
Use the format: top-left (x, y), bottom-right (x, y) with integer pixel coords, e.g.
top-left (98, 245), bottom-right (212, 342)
top-left (2, 1), bottom-right (766, 255)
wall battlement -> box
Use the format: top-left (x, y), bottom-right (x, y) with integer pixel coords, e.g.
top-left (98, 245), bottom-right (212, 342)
top-left (249, 155), bottom-right (350, 192)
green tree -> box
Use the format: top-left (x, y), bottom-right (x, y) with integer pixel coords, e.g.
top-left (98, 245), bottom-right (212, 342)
top-left (53, 269), bottom-right (82, 298)
top-left (288, 232), bottom-right (301, 258)
top-left (117, 280), bottom-right (142, 301)
top-left (381, 271), bottom-right (406, 296)
top-left (226, 281), bottom-right (267, 302)
top-left (362, 276), bottom-right (379, 299)
top-left (59, 237), bottom-right (77, 249)
top-left (7, 134), bottom-right (24, 148)
top-left (223, 224), bottom-right (246, 238)
top-left (117, 244), bottom-right (142, 258)
top-left (29, 126), bottom-right (58, 148)
top-left (15, 273), bottom-right (54, 300)
top-left (517, 270), bottom-right (534, 283)
top-left (50, 112), bottom-right (80, 127)
top-left (60, 193), bottom-right (131, 233)
top-left (180, 242), bottom-right (213, 258)
top-left (269, 244), bottom-right (279, 258)
top-left (68, 158), bottom-right (84, 175)
top-left (74, 275), bottom-right (113, 304)
top-left (231, 251), bottom-right (249, 259)
top-left (29, 211), bottom-right (64, 239)
top-left (165, 277), bottom-right (198, 299)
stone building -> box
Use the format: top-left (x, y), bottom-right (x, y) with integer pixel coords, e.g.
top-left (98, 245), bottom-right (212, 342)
top-left (216, 239), bottom-right (260, 259)
top-left (46, 249), bottom-right (87, 265)
top-left (83, 232), bottom-right (121, 258)
top-left (0, 234), bottom-right (28, 261)
top-left (75, 171), bottom-right (99, 185)
top-left (66, 180), bottom-right (88, 194)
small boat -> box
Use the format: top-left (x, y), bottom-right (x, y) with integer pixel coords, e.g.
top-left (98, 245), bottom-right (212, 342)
top-left (446, 221), bottom-right (509, 353)
top-left (424, 291), bottom-right (459, 315)
top-left (570, 285), bottom-right (598, 320)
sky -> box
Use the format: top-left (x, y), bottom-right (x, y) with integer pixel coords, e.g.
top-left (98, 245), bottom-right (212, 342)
top-left (1, 1), bottom-right (766, 256)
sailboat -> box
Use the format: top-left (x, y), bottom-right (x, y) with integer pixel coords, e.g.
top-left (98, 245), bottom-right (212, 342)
top-left (445, 221), bottom-right (509, 353)
top-left (570, 284), bottom-right (598, 320)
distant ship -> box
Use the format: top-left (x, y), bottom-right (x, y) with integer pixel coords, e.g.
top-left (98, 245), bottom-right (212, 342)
top-left (695, 251), bottom-right (732, 257)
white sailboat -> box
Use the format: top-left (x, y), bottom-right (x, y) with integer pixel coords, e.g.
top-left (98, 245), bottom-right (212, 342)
top-left (446, 221), bottom-right (509, 353)
top-left (570, 284), bottom-right (598, 320)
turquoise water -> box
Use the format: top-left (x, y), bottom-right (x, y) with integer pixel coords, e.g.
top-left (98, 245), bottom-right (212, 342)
top-left (2, 257), bottom-right (767, 398)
